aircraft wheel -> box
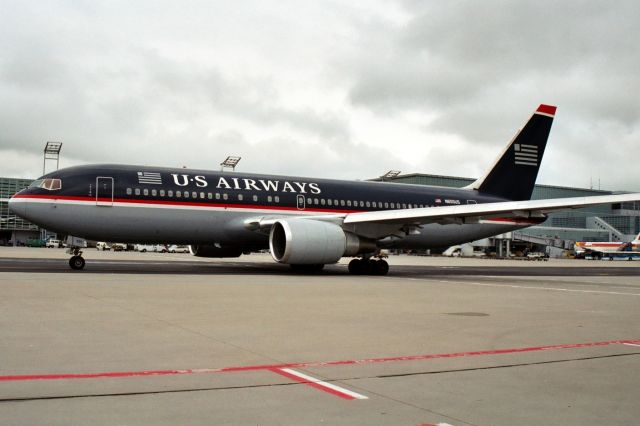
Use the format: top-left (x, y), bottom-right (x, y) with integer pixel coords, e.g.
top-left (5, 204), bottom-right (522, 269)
top-left (348, 259), bottom-right (365, 275)
top-left (69, 256), bottom-right (85, 270)
top-left (372, 259), bottom-right (389, 275)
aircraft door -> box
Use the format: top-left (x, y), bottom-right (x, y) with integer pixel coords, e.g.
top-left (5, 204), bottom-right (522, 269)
top-left (296, 194), bottom-right (305, 210)
top-left (96, 177), bottom-right (114, 207)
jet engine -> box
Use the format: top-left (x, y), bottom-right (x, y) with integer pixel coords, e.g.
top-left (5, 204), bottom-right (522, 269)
top-left (269, 219), bottom-right (375, 265)
top-left (189, 245), bottom-right (243, 258)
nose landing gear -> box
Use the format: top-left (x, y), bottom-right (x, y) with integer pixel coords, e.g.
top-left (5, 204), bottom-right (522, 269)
top-left (67, 247), bottom-right (86, 270)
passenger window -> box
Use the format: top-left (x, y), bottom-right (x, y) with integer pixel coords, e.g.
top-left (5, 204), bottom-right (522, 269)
top-left (268, 196), bottom-right (273, 202)
top-left (135, 188), bottom-right (140, 196)
top-left (223, 193), bottom-right (228, 200)
top-left (384, 202), bottom-right (389, 208)
top-left (347, 200), bottom-right (352, 207)
top-left (215, 193), bottom-right (220, 200)
top-left (274, 196), bottom-right (279, 203)
top-left (402, 203), bottom-right (407, 209)
top-left (168, 190), bottom-right (173, 197)
top-left (143, 189), bottom-right (149, 196)
top-left (366, 201), bottom-right (371, 208)
top-left (327, 199), bottom-right (333, 206)
top-left (238, 194), bottom-right (243, 201)
top-left (160, 190), bottom-right (165, 197)
top-left (126, 188), bottom-right (132, 195)
top-left (192, 192), bottom-right (197, 198)
top-left (151, 189), bottom-right (157, 196)
top-left (200, 192), bottom-right (205, 199)
top-left (307, 198), bottom-right (312, 205)
top-left (207, 193), bottom-right (212, 199)
top-left (314, 198), bottom-right (319, 205)
top-left (253, 195), bottom-right (258, 202)
top-left (340, 200), bottom-right (345, 206)
top-left (177, 191), bottom-right (182, 198)
top-left (372, 201), bottom-right (377, 208)
top-left (359, 201), bottom-right (364, 207)
top-left (184, 191), bottom-right (189, 198)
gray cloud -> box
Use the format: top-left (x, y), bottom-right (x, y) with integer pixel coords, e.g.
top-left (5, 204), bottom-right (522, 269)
top-left (0, 1), bottom-right (638, 191)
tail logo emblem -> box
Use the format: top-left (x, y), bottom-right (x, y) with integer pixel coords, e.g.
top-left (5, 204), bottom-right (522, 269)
top-left (137, 172), bottom-right (163, 185)
top-left (514, 144), bottom-right (538, 166)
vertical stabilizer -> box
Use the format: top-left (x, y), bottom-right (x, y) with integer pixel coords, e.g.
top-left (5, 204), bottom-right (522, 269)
top-left (467, 104), bottom-right (556, 201)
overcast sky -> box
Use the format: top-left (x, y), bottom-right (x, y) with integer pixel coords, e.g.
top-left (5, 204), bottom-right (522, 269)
top-left (1, 1), bottom-right (639, 190)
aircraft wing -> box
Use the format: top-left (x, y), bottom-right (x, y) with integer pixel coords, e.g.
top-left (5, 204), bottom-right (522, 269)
top-left (342, 193), bottom-right (640, 227)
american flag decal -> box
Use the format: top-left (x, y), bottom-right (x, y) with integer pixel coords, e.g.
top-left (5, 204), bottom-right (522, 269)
top-left (137, 171), bottom-right (162, 185)
top-left (514, 143), bottom-right (538, 166)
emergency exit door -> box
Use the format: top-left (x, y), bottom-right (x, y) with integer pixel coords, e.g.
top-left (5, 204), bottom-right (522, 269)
top-left (96, 177), bottom-right (114, 206)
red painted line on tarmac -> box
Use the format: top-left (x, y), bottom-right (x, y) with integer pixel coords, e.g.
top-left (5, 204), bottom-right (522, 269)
top-left (1, 339), bottom-right (638, 382)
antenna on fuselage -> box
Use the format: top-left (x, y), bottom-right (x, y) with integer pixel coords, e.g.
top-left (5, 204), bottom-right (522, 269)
top-left (220, 156), bottom-right (241, 172)
top-left (43, 142), bottom-right (63, 175)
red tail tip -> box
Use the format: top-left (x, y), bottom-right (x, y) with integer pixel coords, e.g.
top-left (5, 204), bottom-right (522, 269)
top-left (536, 104), bottom-right (557, 116)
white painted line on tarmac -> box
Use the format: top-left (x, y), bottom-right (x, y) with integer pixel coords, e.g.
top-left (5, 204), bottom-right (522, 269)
top-left (623, 343), bottom-right (640, 347)
top-left (408, 278), bottom-right (640, 297)
top-left (272, 368), bottom-right (368, 400)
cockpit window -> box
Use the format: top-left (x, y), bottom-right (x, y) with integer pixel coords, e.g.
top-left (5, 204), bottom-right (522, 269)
top-left (30, 178), bottom-right (62, 191)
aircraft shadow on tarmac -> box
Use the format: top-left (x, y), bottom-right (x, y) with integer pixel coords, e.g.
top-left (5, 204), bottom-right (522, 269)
top-left (1, 258), bottom-right (639, 277)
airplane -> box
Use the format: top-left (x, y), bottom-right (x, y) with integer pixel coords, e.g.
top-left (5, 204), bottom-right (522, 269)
top-left (574, 233), bottom-right (640, 258)
top-left (9, 104), bottom-right (640, 274)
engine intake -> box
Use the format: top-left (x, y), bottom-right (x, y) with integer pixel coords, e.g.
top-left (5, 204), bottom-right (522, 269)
top-left (269, 219), bottom-right (375, 265)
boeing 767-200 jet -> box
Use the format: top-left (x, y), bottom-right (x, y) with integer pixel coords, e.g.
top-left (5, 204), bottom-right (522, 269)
top-left (10, 105), bottom-right (640, 274)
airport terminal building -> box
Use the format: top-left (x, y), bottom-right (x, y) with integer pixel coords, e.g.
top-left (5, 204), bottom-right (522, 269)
top-left (0, 177), bottom-right (40, 245)
top-left (373, 173), bottom-right (640, 251)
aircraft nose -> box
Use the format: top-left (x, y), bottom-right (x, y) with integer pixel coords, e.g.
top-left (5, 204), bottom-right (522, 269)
top-left (8, 196), bottom-right (26, 217)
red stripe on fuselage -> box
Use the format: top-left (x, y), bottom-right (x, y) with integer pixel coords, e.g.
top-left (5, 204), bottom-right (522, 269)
top-left (11, 194), bottom-right (545, 224)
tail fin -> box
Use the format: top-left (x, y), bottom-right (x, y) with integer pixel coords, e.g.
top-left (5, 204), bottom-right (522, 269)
top-left (466, 104), bottom-right (556, 201)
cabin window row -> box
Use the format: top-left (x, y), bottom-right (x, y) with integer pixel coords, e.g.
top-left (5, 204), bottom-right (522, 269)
top-left (125, 187), bottom-right (428, 209)
top-left (125, 187), bottom-right (280, 203)
top-left (305, 198), bottom-right (424, 209)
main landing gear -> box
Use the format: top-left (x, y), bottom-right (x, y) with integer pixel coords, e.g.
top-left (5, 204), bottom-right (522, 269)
top-left (67, 247), bottom-right (86, 270)
top-left (348, 258), bottom-right (389, 275)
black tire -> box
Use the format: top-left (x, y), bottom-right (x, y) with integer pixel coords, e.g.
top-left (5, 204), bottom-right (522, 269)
top-left (348, 259), bottom-right (364, 275)
top-left (373, 259), bottom-right (389, 275)
top-left (141, 249), bottom-right (146, 253)
top-left (69, 256), bottom-right (85, 270)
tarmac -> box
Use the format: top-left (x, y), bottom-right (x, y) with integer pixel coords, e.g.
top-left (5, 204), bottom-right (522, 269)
top-left (0, 247), bottom-right (638, 425)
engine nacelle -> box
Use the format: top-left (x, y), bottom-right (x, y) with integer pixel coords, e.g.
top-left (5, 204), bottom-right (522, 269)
top-left (269, 219), bottom-right (375, 265)
top-left (189, 245), bottom-right (243, 258)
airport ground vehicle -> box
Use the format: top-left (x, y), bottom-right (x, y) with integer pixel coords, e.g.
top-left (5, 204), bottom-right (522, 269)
top-left (96, 242), bottom-right (111, 251)
top-left (135, 244), bottom-right (167, 253)
top-left (9, 105), bottom-right (640, 272)
top-left (168, 245), bottom-right (190, 253)
top-left (45, 239), bottom-right (61, 248)
top-left (26, 239), bottom-right (45, 248)
top-left (111, 243), bottom-right (127, 251)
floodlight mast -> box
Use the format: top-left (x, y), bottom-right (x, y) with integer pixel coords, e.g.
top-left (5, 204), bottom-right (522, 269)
top-left (380, 170), bottom-right (401, 182)
top-left (43, 142), bottom-right (63, 175)
top-left (220, 156), bottom-right (241, 172)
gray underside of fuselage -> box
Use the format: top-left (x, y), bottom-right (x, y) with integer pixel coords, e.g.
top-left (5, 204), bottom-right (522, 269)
top-left (18, 202), bottom-right (524, 250)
